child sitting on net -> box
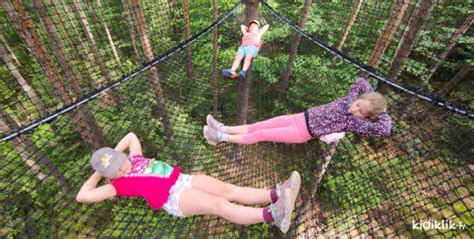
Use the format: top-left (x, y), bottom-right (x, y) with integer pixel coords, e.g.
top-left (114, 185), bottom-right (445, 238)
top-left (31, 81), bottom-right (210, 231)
top-left (222, 19), bottom-right (269, 79)
top-left (76, 132), bottom-right (300, 233)
top-left (204, 77), bottom-right (392, 145)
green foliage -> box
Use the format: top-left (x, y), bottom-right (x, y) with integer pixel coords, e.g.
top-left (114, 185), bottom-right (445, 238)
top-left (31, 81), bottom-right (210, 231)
top-left (0, 0), bottom-right (472, 237)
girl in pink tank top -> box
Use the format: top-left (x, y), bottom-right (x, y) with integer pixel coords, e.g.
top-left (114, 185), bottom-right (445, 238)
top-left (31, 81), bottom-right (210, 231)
top-left (222, 19), bottom-right (269, 79)
top-left (77, 132), bottom-right (301, 233)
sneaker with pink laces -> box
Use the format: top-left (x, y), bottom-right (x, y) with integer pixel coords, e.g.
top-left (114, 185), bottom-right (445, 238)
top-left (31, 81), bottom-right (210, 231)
top-left (206, 114), bottom-right (224, 131)
top-left (276, 171), bottom-right (301, 202)
top-left (203, 126), bottom-right (222, 145)
top-left (269, 189), bottom-right (294, 233)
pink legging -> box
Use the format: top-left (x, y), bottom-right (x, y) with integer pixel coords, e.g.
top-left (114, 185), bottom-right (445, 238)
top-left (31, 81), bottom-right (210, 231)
top-left (242, 113), bottom-right (312, 144)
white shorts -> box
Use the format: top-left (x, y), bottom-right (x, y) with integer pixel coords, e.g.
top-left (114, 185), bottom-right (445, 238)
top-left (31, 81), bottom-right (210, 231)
top-left (162, 174), bottom-right (193, 217)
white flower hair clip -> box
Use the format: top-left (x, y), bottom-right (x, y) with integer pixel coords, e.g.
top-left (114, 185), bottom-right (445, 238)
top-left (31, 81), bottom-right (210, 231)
top-left (101, 153), bottom-right (111, 168)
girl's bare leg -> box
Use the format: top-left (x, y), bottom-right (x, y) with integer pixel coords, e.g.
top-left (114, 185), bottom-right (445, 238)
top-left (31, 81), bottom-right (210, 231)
top-left (242, 54), bottom-right (254, 72)
top-left (192, 175), bottom-right (271, 205)
top-left (231, 54), bottom-right (245, 73)
top-left (179, 188), bottom-right (265, 225)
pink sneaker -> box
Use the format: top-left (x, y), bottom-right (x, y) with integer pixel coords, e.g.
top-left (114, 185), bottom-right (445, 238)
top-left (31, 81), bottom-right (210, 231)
top-left (206, 114), bottom-right (224, 131)
top-left (276, 171), bottom-right (301, 202)
top-left (269, 189), bottom-right (294, 233)
top-left (203, 126), bottom-right (222, 146)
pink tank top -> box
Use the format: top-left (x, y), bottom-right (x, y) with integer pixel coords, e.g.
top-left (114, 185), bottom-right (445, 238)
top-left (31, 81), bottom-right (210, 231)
top-left (111, 154), bottom-right (181, 210)
top-left (241, 33), bottom-right (262, 48)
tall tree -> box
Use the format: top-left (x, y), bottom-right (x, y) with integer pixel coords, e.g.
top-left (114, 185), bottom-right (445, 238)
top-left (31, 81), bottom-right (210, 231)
top-left (1, 108), bottom-right (71, 192)
top-left (3, 0), bottom-right (104, 149)
top-left (386, 0), bottom-right (437, 82)
top-left (71, 0), bottom-right (123, 107)
top-left (34, 1), bottom-right (107, 146)
top-left (167, 0), bottom-right (180, 43)
top-left (211, 0), bottom-right (219, 116)
top-left (278, 0), bottom-right (312, 101)
top-left (60, 0), bottom-right (94, 64)
top-left (50, 1), bottom-right (78, 58)
top-left (424, 13), bottom-right (473, 83)
top-left (0, 35), bottom-right (48, 117)
top-left (436, 66), bottom-right (471, 98)
top-left (332, 0), bottom-right (363, 62)
top-left (237, 0), bottom-right (259, 125)
top-left (121, 0), bottom-right (140, 59)
top-left (34, 1), bottom-right (85, 100)
top-left (0, 33), bottom-right (20, 66)
top-left (367, 0), bottom-right (410, 68)
top-left (131, 0), bottom-right (174, 145)
top-left (233, 0), bottom-right (259, 161)
top-left (96, 0), bottom-right (122, 68)
top-left (392, 4), bottom-right (418, 62)
top-left (50, 0), bottom-right (100, 93)
top-left (182, 0), bottom-right (193, 79)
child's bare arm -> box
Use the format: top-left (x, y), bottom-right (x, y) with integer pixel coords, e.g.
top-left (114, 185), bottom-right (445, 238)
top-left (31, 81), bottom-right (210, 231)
top-left (259, 24), bottom-right (270, 35)
top-left (114, 132), bottom-right (143, 156)
top-left (240, 25), bottom-right (248, 34)
top-left (76, 172), bottom-right (116, 203)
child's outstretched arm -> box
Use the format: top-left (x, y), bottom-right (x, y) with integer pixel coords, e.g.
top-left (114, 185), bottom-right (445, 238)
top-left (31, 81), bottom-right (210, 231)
top-left (240, 25), bottom-right (248, 35)
top-left (259, 24), bottom-right (270, 35)
top-left (76, 172), bottom-right (116, 203)
top-left (346, 77), bottom-right (374, 98)
top-left (114, 132), bottom-right (142, 156)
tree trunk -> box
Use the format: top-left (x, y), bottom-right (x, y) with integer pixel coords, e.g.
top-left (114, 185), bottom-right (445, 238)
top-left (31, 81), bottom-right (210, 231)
top-left (417, 66), bottom-right (472, 124)
top-left (0, 36), bottom-right (48, 117)
top-left (237, 0), bottom-right (259, 124)
top-left (182, 0), bottom-right (193, 79)
top-left (436, 66), bottom-right (471, 98)
top-left (52, 0), bottom-right (102, 95)
top-left (278, 0), bottom-right (312, 101)
top-left (1, 108), bottom-right (71, 193)
top-left (50, 1), bottom-right (79, 56)
top-left (35, 0), bottom-right (106, 147)
top-left (211, 0), bottom-right (219, 116)
top-left (233, 0), bottom-right (259, 162)
top-left (332, 0), bottom-right (363, 62)
top-left (367, 0), bottom-right (410, 68)
top-left (97, 0), bottom-right (122, 68)
top-left (3, 0), bottom-right (71, 104)
top-left (71, 0), bottom-right (123, 108)
top-left (167, 0), bottom-right (180, 43)
top-left (4, 0), bottom-right (103, 149)
top-left (60, 0), bottom-right (94, 64)
top-left (131, 0), bottom-right (174, 146)
top-left (34, 0), bottom-right (84, 99)
top-left (287, 142), bottom-right (337, 238)
top-left (424, 13), bottom-right (473, 83)
top-left (0, 33), bottom-right (20, 66)
top-left (386, 0), bottom-right (437, 82)
top-left (121, 0), bottom-right (140, 60)
top-left (392, 4), bottom-right (418, 62)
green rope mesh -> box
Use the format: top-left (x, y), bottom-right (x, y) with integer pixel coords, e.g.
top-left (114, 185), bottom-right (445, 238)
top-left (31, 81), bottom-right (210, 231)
top-left (0, 1), bottom-right (472, 237)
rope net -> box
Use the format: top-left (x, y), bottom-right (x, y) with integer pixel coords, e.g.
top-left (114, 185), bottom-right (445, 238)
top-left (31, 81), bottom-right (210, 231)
top-left (0, 0), bottom-right (472, 238)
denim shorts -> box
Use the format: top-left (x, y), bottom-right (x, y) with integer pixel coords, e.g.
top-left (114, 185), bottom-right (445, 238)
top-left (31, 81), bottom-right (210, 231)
top-left (162, 174), bottom-right (193, 217)
top-left (237, 45), bottom-right (259, 57)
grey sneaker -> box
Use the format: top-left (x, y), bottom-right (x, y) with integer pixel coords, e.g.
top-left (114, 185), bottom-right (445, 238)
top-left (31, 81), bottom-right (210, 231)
top-left (270, 189), bottom-right (294, 233)
top-left (276, 171), bottom-right (301, 202)
top-left (203, 126), bottom-right (222, 146)
top-left (206, 114), bottom-right (224, 131)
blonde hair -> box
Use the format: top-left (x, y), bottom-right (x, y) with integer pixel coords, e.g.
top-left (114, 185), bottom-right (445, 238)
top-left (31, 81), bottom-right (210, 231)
top-left (359, 92), bottom-right (387, 120)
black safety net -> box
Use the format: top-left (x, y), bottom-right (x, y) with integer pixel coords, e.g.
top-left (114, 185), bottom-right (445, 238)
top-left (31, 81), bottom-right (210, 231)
top-left (0, 0), bottom-right (472, 238)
